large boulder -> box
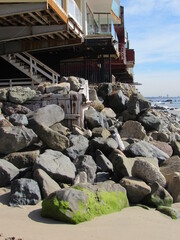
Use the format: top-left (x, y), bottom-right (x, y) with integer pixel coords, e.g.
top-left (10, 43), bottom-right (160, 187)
top-left (127, 93), bottom-right (151, 115)
top-left (151, 141), bottom-right (173, 157)
top-left (28, 104), bottom-right (65, 127)
top-left (101, 108), bottom-right (116, 118)
top-left (67, 76), bottom-right (80, 91)
top-left (160, 156), bottom-right (180, 202)
top-left (2, 102), bottom-right (31, 116)
top-left (0, 159), bottom-right (19, 187)
top-left (144, 182), bottom-right (173, 208)
top-left (34, 169), bottom-right (61, 199)
top-left (95, 150), bottom-right (113, 173)
top-left (84, 106), bottom-right (108, 130)
top-left (92, 127), bottom-right (111, 139)
top-left (126, 141), bottom-right (169, 163)
top-left (45, 82), bottom-right (70, 94)
top-left (157, 206), bottom-right (180, 219)
top-left (120, 177), bottom-right (151, 204)
top-left (97, 83), bottom-right (113, 100)
top-left (132, 159), bottom-right (166, 187)
top-left (34, 149), bottom-right (76, 184)
top-left (66, 135), bottom-right (89, 161)
top-left (106, 90), bottom-right (128, 114)
top-left (0, 88), bottom-right (8, 101)
top-left (5, 150), bottom-right (40, 169)
top-left (9, 178), bottom-right (41, 206)
top-left (41, 181), bottom-right (129, 224)
top-left (74, 155), bottom-right (97, 183)
top-left (120, 120), bottom-right (147, 140)
top-left (88, 137), bottom-right (118, 157)
top-left (139, 112), bottom-right (164, 131)
top-left (9, 86), bottom-right (36, 104)
top-left (0, 126), bottom-right (38, 155)
top-left (171, 141), bottom-right (180, 156)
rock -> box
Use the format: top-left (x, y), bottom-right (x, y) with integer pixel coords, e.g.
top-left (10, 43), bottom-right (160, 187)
top-left (160, 156), bottom-right (180, 202)
top-left (139, 112), bottom-right (164, 131)
top-left (157, 206), bottom-right (180, 219)
top-left (95, 150), bottom-right (113, 173)
top-left (0, 118), bottom-right (13, 127)
top-left (88, 137), bottom-right (118, 158)
top-left (45, 82), bottom-right (70, 94)
top-left (120, 120), bottom-right (147, 140)
top-left (127, 93), bottom-right (151, 115)
top-left (171, 141), bottom-right (180, 156)
top-left (101, 107), bottom-right (116, 118)
top-left (97, 83), bottom-right (113, 100)
top-left (34, 149), bottom-right (76, 184)
top-left (5, 150), bottom-right (40, 169)
top-left (151, 141), bottom-right (173, 157)
top-left (84, 106), bottom-right (108, 130)
top-left (2, 102), bottom-right (31, 116)
top-left (89, 88), bottom-right (98, 101)
top-left (120, 177), bottom-right (151, 204)
top-left (126, 141), bottom-right (169, 163)
top-left (106, 90), bottom-right (128, 114)
top-left (74, 155), bottom-right (97, 183)
top-left (41, 181), bottom-right (129, 224)
top-left (9, 86), bottom-right (36, 104)
top-left (0, 159), bottom-right (19, 187)
top-left (74, 171), bottom-right (88, 185)
top-left (50, 123), bottom-right (70, 136)
top-left (90, 100), bottom-right (104, 112)
top-left (120, 110), bottom-right (137, 122)
top-left (150, 131), bottom-right (169, 142)
top-left (66, 135), bottom-right (89, 160)
top-left (0, 88), bottom-right (8, 101)
top-left (95, 172), bottom-right (110, 182)
top-left (0, 126), bottom-right (38, 155)
top-left (68, 76), bottom-right (80, 91)
top-left (28, 104), bottom-right (65, 127)
top-left (9, 113), bottom-right (28, 126)
top-left (132, 159), bottom-right (166, 187)
top-left (37, 81), bottom-right (51, 93)
top-left (110, 127), bottom-right (125, 151)
top-left (144, 182), bottom-right (173, 208)
top-left (92, 127), bottom-right (111, 139)
top-left (71, 125), bottom-right (92, 139)
top-left (9, 178), bottom-right (41, 206)
top-left (34, 169), bottom-right (61, 199)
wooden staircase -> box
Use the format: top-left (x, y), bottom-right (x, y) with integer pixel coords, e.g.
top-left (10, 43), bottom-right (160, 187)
top-left (1, 52), bottom-right (60, 87)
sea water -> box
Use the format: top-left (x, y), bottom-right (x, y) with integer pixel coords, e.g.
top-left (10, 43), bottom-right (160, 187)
top-left (146, 96), bottom-right (180, 118)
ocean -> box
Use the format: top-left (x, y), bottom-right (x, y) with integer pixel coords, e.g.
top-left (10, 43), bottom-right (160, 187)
top-left (146, 96), bottom-right (180, 118)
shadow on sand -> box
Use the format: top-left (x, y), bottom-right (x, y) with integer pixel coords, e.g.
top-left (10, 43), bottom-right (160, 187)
top-left (28, 209), bottom-right (68, 225)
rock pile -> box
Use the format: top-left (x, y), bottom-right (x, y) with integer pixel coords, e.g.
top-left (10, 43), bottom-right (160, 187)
top-left (0, 79), bottom-right (180, 222)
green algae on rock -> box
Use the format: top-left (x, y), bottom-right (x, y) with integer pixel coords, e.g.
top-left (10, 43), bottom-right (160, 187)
top-left (41, 181), bottom-right (129, 224)
top-left (157, 206), bottom-right (180, 220)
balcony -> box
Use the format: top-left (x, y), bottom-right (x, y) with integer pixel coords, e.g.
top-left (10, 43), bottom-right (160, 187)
top-left (126, 49), bottom-right (135, 67)
top-left (67, 0), bottom-right (82, 29)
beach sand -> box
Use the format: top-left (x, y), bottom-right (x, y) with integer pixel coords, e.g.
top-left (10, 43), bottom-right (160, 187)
top-left (0, 187), bottom-right (180, 240)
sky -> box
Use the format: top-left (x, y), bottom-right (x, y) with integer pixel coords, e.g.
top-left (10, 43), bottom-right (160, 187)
top-left (121, 0), bottom-right (180, 97)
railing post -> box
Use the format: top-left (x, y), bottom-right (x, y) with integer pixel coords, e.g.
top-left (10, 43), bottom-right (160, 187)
top-left (30, 57), bottom-right (33, 77)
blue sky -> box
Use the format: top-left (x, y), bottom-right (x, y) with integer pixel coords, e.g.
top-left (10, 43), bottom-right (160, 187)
top-left (121, 0), bottom-right (180, 97)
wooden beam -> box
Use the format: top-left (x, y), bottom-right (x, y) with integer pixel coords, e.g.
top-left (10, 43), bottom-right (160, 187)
top-left (48, 0), bottom-right (68, 24)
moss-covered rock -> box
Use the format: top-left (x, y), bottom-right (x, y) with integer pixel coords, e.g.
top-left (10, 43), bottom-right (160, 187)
top-left (157, 206), bottom-right (180, 219)
top-left (41, 181), bottom-right (129, 224)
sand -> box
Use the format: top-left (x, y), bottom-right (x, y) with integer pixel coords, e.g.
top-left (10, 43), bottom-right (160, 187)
top-left (0, 187), bottom-right (180, 240)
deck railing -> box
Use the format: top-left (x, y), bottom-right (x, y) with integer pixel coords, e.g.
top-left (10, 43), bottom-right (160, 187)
top-left (67, 0), bottom-right (82, 29)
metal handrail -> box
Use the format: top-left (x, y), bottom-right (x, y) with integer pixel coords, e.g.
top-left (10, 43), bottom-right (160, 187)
top-left (67, 0), bottom-right (82, 29)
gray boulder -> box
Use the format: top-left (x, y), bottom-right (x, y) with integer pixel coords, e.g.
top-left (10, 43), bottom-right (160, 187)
top-left (120, 120), bottom-right (146, 140)
top-left (0, 159), bottom-right (19, 187)
top-left (0, 88), bottom-right (8, 101)
top-left (66, 135), bottom-right (89, 160)
top-left (9, 178), bottom-right (41, 206)
top-left (9, 113), bottom-right (28, 126)
top-left (68, 76), bottom-right (80, 91)
top-left (144, 182), bottom-right (173, 208)
top-left (107, 90), bottom-right (128, 114)
top-left (95, 172), bottom-right (110, 182)
top-left (28, 104), bottom-right (65, 127)
top-left (120, 177), bottom-right (151, 204)
top-left (126, 141), bottom-right (169, 162)
top-left (74, 155), bottom-right (97, 183)
top-left (0, 126), bottom-right (38, 155)
top-left (45, 82), bottom-right (70, 94)
top-left (157, 206), bottom-right (180, 219)
top-left (139, 112), bottom-right (164, 131)
top-left (34, 149), bottom-right (76, 184)
top-left (34, 169), bottom-right (61, 199)
top-left (171, 141), bottom-right (180, 156)
top-left (92, 127), bottom-right (111, 139)
top-left (2, 102), bottom-right (31, 116)
top-left (84, 106), bottom-right (108, 130)
top-left (5, 150), bottom-right (40, 169)
top-left (74, 171), bottom-right (88, 185)
top-left (132, 159), bottom-right (166, 187)
top-left (101, 107), bottom-right (116, 118)
top-left (89, 137), bottom-right (118, 157)
top-left (9, 86), bottom-right (36, 104)
top-left (151, 141), bottom-right (173, 157)
top-left (95, 150), bottom-right (113, 172)
top-left (127, 93), bottom-right (151, 115)
top-left (97, 83), bottom-right (113, 100)
top-left (41, 181), bottom-right (129, 224)
top-left (50, 122), bottom-right (70, 136)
